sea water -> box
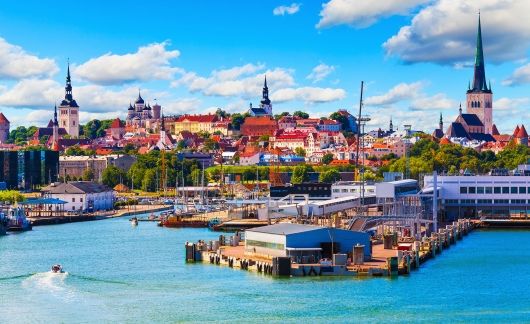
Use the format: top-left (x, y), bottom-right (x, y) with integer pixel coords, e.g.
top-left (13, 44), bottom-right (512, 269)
top-left (1, 215), bottom-right (530, 323)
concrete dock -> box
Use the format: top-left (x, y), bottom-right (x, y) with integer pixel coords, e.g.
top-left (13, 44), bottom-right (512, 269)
top-left (185, 219), bottom-right (476, 278)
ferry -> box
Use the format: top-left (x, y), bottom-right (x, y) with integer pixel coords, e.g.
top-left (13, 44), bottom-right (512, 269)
top-left (6, 207), bottom-right (32, 232)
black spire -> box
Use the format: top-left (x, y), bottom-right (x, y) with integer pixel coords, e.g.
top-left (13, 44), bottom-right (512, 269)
top-left (260, 75), bottom-right (271, 106)
top-left (439, 113), bottom-right (443, 130)
top-left (53, 105), bottom-right (58, 126)
top-left (469, 13), bottom-right (490, 93)
top-left (60, 60), bottom-right (79, 107)
top-left (65, 60), bottom-right (73, 101)
top-left (389, 117), bottom-right (393, 132)
top-left (459, 103), bottom-right (462, 115)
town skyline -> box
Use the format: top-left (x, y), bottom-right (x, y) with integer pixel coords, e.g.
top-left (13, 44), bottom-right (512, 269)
top-left (1, 1), bottom-right (530, 133)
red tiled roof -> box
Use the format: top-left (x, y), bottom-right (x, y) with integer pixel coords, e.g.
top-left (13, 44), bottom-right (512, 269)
top-left (0, 113), bottom-right (9, 124)
top-left (242, 116), bottom-right (277, 126)
top-left (491, 124), bottom-right (500, 136)
top-left (515, 125), bottom-right (528, 138)
top-left (513, 125), bottom-right (520, 137)
top-left (110, 118), bottom-right (123, 128)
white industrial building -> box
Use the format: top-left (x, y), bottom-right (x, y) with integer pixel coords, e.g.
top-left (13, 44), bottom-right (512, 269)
top-left (245, 223), bottom-right (371, 261)
top-left (423, 175), bottom-right (530, 220)
top-left (331, 181), bottom-right (376, 199)
top-left (42, 182), bottom-right (115, 213)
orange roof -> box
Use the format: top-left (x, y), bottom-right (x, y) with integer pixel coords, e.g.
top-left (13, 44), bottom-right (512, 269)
top-left (516, 125), bottom-right (529, 138)
top-left (242, 116), bottom-right (277, 126)
top-left (110, 118), bottom-right (123, 128)
top-left (513, 125), bottom-right (520, 137)
top-left (96, 148), bottom-right (113, 155)
top-left (440, 137), bottom-right (451, 145)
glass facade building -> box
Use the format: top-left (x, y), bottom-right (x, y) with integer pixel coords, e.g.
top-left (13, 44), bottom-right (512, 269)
top-left (0, 150), bottom-right (59, 190)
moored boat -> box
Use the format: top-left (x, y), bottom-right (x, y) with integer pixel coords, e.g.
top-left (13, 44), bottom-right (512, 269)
top-left (130, 217), bottom-right (138, 226)
top-left (6, 207), bottom-right (32, 232)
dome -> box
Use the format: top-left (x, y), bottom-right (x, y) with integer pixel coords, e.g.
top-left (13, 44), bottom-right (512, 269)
top-left (135, 93), bottom-right (144, 104)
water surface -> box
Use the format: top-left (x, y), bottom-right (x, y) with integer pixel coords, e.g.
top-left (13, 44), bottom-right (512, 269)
top-left (1, 216), bottom-right (529, 323)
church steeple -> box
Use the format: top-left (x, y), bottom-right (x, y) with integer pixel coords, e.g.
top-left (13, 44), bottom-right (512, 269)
top-left (261, 75), bottom-right (270, 106)
top-left (469, 13), bottom-right (490, 93)
top-left (439, 113), bottom-right (443, 131)
top-left (389, 117), bottom-right (393, 132)
top-left (65, 60), bottom-right (73, 101)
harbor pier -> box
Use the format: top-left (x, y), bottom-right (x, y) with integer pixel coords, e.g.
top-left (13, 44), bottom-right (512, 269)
top-left (185, 219), bottom-right (475, 278)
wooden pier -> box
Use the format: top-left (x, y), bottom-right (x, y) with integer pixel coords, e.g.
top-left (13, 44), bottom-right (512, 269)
top-left (185, 219), bottom-right (476, 278)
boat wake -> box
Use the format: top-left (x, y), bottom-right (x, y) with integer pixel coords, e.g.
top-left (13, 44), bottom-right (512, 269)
top-left (22, 271), bottom-right (74, 297)
top-left (0, 273), bottom-right (34, 281)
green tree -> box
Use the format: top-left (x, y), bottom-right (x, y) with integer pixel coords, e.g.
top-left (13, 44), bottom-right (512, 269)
top-left (322, 153), bottom-right (334, 165)
top-left (319, 169), bottom-right (340, 183)
top-left (293, 111), bottom-right (309, 119)
top-left (0, 190), bottom-right (25, 204)
top-left (329, 112), bottom-right (349, 130)
top-left (294, 147), bottom-right (306, 157)
top-left (215, 108), bottom-right (228, 118)
top-left (142, 169), bottom-right (157, 192)
top-left (231, 113), bottom-right (245, 130)
top-left (291, 164), bottom-right (313, 184)
top-left (203, 138), bottom-right (219, 151)
top-left (102, 165), bottom-right (127, 188)
top-left (82, 169), bottom-right (95, 181)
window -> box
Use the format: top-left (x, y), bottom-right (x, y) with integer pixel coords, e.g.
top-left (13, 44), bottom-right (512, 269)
top-left (511, 187), bottom-right (518, 194)
top-left (485, 187), bottom-right (492, 194)
top-left (246, 239), bottom-right (284, 250)
top-left (72, 198), bottom-right (75, 202)
top-left (80, 198), bottom-right (83, 202)
top-left (477, 187), bottom-right (484, 194)
top-left (494, 187), bottom-right (501, 194)
top-left (468, 187), bottom-right (476, 194)
top-left (460, 187), bottom-right (468, 194)
top-left (502, 187), bottom-right (509, 194)
top-left (519, 187), bottom-right (526, 194)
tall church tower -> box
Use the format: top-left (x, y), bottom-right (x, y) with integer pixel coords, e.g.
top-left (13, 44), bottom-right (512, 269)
top-left (260, 75), bottom-right (272, 115)
top-left (466, 14), bottom-right (493, 134)
top-left (58, 61), bottom-right (80, 138)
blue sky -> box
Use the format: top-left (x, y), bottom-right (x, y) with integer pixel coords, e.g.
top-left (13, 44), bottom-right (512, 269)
top-left (0, 0), bottom-right (529, 133)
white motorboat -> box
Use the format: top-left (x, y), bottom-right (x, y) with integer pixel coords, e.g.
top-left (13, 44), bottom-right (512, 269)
top-left (51, 264), bottom-right (64, 273)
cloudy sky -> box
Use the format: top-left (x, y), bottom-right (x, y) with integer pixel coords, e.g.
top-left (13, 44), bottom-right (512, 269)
top-left (1, 0), bottom-right (530, 133)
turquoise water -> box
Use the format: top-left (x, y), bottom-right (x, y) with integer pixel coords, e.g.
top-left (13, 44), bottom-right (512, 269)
top-left (1, 216), bottom-right (530, 323)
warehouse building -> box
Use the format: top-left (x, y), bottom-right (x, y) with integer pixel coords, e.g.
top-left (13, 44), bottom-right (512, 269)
top-left (245, 223), bottom-right (370, 261)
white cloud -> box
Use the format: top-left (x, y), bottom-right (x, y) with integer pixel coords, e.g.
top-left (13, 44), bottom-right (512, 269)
top-left (316, 0), bottom-right (429, 29)
top-left (365, 82), bottom-right (424, 106)
top-left (272, 87), bottom-right (346, 103)
top-left (503, 63), bottom-right (530, 86)
top-left (384, 0), bottom-right (530, 65)
top-left (0, 79), bottom-right (62, 108)
top-left (307, 63), bottom-right (336, 83)
top-left (493, 97), bottom-right (530, 110)
top-left (173, 64), bottom-right (295, 98)
top-left (74, 42), bottom-right (180, 85)
top-left (273, 3), bottom-right (301, 16)
top-left (174, 63), bottom-right (346, 104)
top-left (410, 93), bottom-right (455, 111)
top-left (0, 37), bottom-right (58, 79)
